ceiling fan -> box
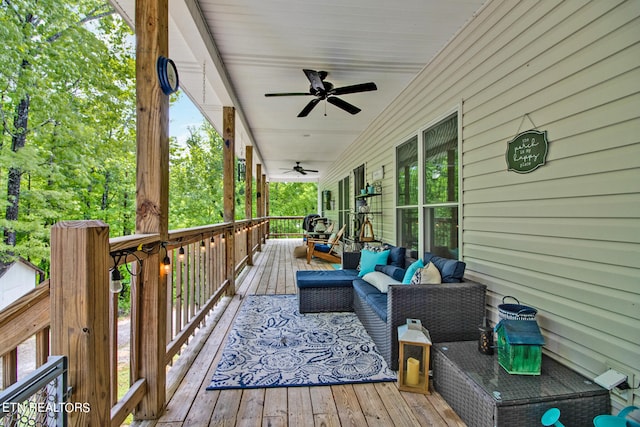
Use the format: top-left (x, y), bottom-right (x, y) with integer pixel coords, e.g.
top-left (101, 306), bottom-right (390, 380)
top-left (281, 162), bottom-right (318, 175)
top-left (265, 69), bottom-right (377, 117)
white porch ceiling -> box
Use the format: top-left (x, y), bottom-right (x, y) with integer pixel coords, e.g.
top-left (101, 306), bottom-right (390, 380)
top-left (110, 0), bottom-right (486, 182)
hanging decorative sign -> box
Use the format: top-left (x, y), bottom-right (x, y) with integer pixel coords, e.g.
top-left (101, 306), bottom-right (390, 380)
top-left (506, 130), bottom-right (549, 173)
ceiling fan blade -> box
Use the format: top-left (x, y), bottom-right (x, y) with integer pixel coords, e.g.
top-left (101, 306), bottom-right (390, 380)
top-left (298, 169), bottom-right (307, 175)
top-left (303, 69), bottom-right (326, 93)
top-left (265, 92), bottom-right (312, 97)
top-left (298, 98), bottom-right (321, 117)
top-left (331, 82), bottom-right (377, 96)
top-left (304, 169), bottom-right (319, 173)
top-left (327, 96), bottom-right (361, 115)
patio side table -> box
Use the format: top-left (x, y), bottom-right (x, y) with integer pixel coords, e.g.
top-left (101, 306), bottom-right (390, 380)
top-left (432, 341), bottom-right (610, 427)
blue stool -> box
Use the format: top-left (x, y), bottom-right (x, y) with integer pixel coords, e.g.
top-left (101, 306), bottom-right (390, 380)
top-left (541, 408), bottom-right (565, 426)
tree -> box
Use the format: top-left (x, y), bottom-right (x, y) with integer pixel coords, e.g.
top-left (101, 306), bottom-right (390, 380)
top-left (169, 122), bottom-right (227, 229)
top-left (0, 0), bottom-right (136, 265)
top-left (268, 182), bottom-right (317, 216)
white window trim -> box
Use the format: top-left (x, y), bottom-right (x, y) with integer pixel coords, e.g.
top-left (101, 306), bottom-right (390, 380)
top-left (394, 104), bottom-right (462, 257)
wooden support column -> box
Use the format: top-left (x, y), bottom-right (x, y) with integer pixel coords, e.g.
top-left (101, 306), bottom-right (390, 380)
top-left (223, 106), bottom-right (236, 295)
top-left (51, 220), bottom-right (111, 426)
top-left (256, 164), bottom-right (262, 251)
top-left (135, 0), bottom-right (168, 418)
top-left (245, 145), bottom-right (253, 265)
top-left (262, 174), bottom-right (268, 243)
top-left (264, 178), bottom-right (270, 240)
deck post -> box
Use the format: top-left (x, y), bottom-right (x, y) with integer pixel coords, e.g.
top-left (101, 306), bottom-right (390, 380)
top-left (262, 174), bottom-right (268, 242)
top-left (134, 0), bottom-right (169, 418)
top-left (50, 220), bottom-right (111, 426)
top-left (223, 106), bottom-right (236, 295)
top-left (245, 145), bottom-right (253, 265)
top-left (264, 178), bottom-right (270, 240)
top-left (256, 163), bottom-right (263, 251)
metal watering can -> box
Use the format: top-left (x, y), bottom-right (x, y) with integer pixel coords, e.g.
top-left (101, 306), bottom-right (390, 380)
top-left (541, 406), bottom-right (640, 427)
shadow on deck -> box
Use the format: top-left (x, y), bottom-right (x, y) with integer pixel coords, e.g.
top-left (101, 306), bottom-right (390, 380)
top-left (132, 238), bottom-right (465, 427)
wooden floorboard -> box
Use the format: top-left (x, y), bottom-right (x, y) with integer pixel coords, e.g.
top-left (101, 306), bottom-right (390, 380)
top-left (130, 238), bottom-right (466, 427)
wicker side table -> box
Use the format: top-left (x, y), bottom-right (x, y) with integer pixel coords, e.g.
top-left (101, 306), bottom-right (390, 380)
top-left (432, 341), bottom-right (610, 427)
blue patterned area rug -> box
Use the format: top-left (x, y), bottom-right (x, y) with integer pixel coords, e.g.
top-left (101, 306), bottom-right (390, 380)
top-left (207, 294), bottom-right (396, 390)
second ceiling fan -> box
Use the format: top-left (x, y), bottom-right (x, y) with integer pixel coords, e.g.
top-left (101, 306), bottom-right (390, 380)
top-left (265, 69), bottom-right (377, 117)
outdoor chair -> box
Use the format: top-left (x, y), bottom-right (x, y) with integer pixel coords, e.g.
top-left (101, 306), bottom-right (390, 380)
top-left (306, 224), bottom-right (345, 264)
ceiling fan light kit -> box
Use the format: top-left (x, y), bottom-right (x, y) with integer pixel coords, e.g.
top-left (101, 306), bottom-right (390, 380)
top-left (265, 69), bottom-right (377, 117)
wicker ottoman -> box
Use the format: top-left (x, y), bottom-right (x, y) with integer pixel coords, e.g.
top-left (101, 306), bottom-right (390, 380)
top-left (295, 270), bottom-right (357, 313)
top-left (432, 341), bottom-right (610, 427)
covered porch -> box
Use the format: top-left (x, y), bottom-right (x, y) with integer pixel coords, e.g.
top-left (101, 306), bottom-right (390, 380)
top-left (1, 0), bottom-right (638, 425)
top-left (134, 238), bottom-right (464, 427)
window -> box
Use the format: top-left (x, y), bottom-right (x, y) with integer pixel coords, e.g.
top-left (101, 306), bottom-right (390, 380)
top-left (353, 164), bottom-right (365, 197)
top-left (423, 113), bottom-right (459, 259)
top-left (338, 176), bottom-right (350, 236)
top-left (396, 137), bottom-right (419, 250)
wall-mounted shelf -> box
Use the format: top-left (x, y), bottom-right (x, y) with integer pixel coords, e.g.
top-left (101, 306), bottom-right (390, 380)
top-left (355, 192), bottom-right (382, 199)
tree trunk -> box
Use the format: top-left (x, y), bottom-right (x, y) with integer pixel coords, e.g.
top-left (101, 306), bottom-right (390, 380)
top-left (4, 93), bottom-right (30, 247)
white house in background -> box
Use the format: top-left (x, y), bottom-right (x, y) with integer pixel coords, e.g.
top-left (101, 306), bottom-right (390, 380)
top-left (0, 258), bottom-right (44, 310)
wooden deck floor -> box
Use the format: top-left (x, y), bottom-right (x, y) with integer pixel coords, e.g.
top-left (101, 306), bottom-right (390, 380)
top-left (132, 239), bottom-right (466, 427)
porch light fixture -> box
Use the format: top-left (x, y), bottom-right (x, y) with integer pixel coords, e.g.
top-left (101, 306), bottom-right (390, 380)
top-left (237, 158), bottom-right (246, 181)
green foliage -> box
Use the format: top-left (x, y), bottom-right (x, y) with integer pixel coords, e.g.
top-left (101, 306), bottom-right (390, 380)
top-left (0, 0), bottom-right (136, 268)
top-left (268, 182), bottom-right (317, 216)
top-left (169, 122), bottom-right (223, 228)
top-left (0, 0), bottom-right (318, 278)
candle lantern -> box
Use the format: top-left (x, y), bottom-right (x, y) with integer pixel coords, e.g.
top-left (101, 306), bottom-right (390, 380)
top-left (397, 318), bottom-right (432, 394)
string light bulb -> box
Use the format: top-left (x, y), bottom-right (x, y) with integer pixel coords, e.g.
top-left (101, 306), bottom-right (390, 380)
top-left (110, 268), bottom-right (124, 293)
top-left (210, 236), bottom-right (215, 247)
top-left (162, 254), bottom-right (171, 274)
top-left (200, 240), bottom-right (206, 252)
top-left (178, 246), bottom-right (185, 262)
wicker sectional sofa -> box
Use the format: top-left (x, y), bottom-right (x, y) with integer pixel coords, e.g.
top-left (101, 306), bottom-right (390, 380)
top-left (296, 249), bottom-right (487, 371)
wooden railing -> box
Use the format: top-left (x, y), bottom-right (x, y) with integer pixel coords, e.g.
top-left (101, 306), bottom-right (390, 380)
top-left (268, 215), bottom-right (304, 239)
top-left (0, 217), bottom-right (273, 425)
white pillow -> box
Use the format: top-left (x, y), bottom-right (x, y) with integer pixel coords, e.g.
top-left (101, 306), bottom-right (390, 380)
top-left (362, 271), bottom-right (401, 293)
top-left (410, 262), bottom-right (442, 285)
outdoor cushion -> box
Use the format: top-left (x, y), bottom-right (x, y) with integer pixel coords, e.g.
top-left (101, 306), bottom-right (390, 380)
top-left (423, 252), bottom-right (465, 283)
top-left (296, 269), bottom-right (358, 288)
top-left (362, 271), bottom-right (401, 293)
top-left (410, 262), bottom-right (442, 285)
top-left (375, 264), bottom-right (406, 282)
top-left (314, 243), bottom-right (331, 253)
top-left (365, 293), bottom-right (388, 323)
top-left (352, 278), bottom-right (381, 300)
top-left (358, 249), bottom-right (390, 277)
top-left (383, 245), bottom-right (406, 268)
top-left (402, 259), bottom-right (424, 284)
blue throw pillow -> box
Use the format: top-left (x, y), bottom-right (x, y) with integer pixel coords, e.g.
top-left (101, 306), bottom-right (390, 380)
top-left (402, 259), bottom-right (424, 284)
top-left (383, 245), bottom-right (406, 268)
top-left (358, 249), bottom-right (390, 277)
top-left (375, 264), bottom-right (406, 282)
top-left (423, 252), bottom-right (466, 283)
